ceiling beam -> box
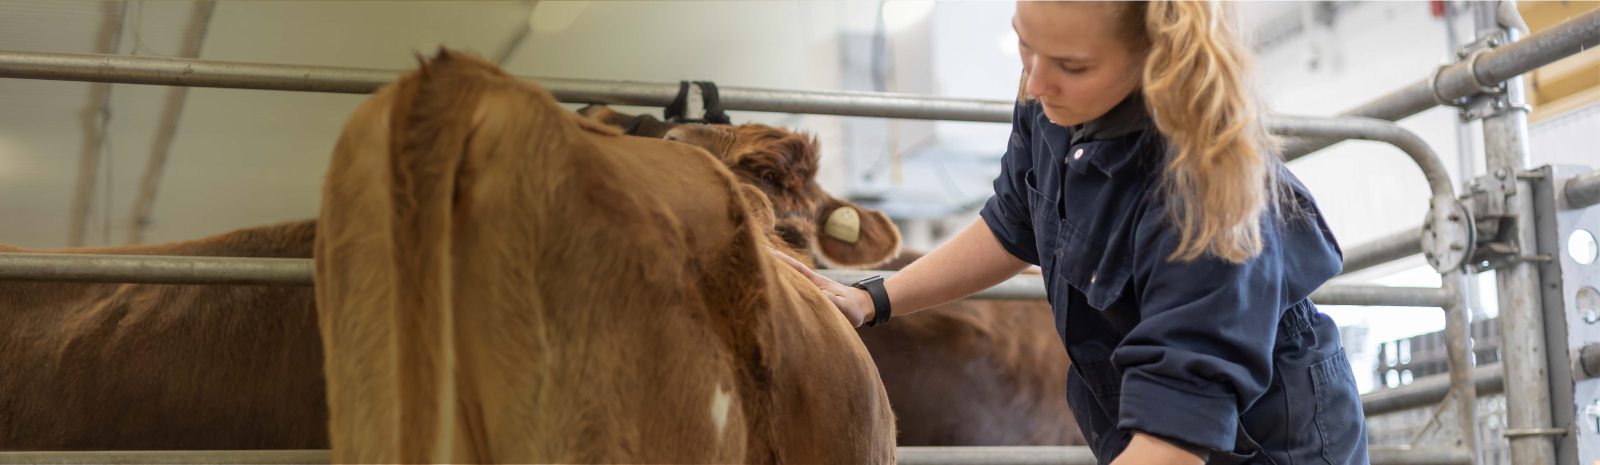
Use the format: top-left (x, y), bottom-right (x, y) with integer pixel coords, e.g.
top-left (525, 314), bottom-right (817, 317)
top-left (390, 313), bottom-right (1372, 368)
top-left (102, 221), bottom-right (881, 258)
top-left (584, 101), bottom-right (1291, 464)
top-left (126, 0), bottom-right (215, 245)
top-left (65, 1), bottom-right (128, 247)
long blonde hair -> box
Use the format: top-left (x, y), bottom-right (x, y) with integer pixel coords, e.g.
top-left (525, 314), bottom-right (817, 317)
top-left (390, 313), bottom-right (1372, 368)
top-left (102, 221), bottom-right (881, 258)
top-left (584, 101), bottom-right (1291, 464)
top-left (1013, 2), bottom-right (1277, 263)
top-left (1124, 1), bottom-right (1278, 264)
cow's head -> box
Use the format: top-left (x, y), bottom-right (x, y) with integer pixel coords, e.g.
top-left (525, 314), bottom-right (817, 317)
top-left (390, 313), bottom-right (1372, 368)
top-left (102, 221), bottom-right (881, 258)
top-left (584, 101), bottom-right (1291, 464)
top-left (577, 106), bottom-right (899, 269)
top-left (575, 104), bottom-right (679, 138)
top-left (662, 122), bottom-right (900, 269)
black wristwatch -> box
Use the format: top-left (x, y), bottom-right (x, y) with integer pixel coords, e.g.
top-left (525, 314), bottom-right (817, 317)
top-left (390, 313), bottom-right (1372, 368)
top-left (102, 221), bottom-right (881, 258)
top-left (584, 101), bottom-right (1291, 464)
top-left (850, 275), bottom-right (892, 327)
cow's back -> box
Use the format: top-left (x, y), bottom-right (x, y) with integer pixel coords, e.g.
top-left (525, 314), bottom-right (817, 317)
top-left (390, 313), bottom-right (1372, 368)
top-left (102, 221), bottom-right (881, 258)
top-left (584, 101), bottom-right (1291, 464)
top-left (314, 51), bottom-right (892, 464)
top-left (0, 220), bottom-right (327, 450)
top-left (860, 252), bottom-right (1084, 446)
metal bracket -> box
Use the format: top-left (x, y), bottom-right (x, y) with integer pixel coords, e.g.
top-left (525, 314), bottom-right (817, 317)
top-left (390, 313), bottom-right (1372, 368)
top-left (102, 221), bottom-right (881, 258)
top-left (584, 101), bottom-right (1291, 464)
top-left (1465, 167), bottom-right (1546, 272)
top-left (1423, 198), bottom-right (1476, 273)
top-left (1444, 30), bottom-right (1531, 122)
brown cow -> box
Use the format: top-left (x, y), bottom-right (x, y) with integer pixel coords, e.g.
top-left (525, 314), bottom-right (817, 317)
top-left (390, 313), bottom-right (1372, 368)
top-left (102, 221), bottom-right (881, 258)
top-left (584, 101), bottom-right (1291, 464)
top-left (596, 109), bottom-right (1086, 447)
top-left (312, 50), bottom-right (894, 463)
top-left (863, 252), bottom-right (1083, 446)
top-left (576, 104), bottom-right (678, 139)
top-left (0, 105), bottom-right (894, 455)
top-left (0, 220), bottom-right (329, 450)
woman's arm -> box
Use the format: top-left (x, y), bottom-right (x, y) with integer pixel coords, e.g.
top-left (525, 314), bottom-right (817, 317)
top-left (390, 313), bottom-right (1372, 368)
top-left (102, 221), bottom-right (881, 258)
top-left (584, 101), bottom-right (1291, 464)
top-left (769, 217), bottom-right (1030, 327)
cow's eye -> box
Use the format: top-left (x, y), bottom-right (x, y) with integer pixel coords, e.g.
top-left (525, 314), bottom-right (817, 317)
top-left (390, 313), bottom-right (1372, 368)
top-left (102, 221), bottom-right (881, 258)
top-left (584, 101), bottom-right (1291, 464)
top-left (776, 224), bottom-right (808, 249)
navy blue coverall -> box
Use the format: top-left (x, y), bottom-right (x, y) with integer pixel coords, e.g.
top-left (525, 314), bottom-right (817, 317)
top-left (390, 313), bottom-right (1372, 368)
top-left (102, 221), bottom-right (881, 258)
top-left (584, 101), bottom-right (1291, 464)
top-left (978, 96), bottom-right (1369, 464)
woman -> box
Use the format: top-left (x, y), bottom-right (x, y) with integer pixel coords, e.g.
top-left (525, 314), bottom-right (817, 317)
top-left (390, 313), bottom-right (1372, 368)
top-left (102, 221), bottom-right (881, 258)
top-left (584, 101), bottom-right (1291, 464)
top-left (774, 2), bottom-right (1367, 464)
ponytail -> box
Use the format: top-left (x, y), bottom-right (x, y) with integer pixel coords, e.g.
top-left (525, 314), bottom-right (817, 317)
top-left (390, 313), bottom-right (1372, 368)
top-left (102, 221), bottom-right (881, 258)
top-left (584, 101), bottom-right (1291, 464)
top-left (1130, 1), bottom-right (1278, 263)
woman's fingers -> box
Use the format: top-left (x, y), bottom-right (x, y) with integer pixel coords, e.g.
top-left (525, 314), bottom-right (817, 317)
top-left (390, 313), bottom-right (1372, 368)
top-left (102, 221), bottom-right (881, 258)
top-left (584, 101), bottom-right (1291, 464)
top-left (765, 247), bottom-right (837, 290)
top-left (764, 247), bottom-right (867, 327)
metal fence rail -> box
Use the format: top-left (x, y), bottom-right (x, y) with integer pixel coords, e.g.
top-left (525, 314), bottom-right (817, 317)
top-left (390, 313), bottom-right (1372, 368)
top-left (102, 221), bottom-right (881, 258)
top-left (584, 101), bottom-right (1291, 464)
top-left (2, 6), bottom-right (1594, 154)
top-left (0, 447), bottom-right (1472, 465)
top-left (1343, 227), bottom-right (1426, 275)
top-left (1363, 364), bottom-right (1506, 416)
top-left (0, 252), bottom-right (1462, 308)
top-left (0, 252), bottom-right (310, 285)
top-left (0, 49), bottom-right (1014, 123)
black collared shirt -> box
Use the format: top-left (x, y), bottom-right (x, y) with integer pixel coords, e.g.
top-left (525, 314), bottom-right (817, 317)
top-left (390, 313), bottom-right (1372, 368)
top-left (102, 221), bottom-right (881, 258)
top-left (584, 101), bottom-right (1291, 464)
top-left (1069, 93), bottom-right (1150, 145)
top-left (978, 99), bottom-right (1368, 464)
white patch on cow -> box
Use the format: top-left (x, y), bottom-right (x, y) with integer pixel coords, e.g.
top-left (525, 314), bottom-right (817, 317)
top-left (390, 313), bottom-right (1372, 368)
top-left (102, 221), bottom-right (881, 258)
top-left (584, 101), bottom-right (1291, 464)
top-left (711, 385), bottom-right (733, 437)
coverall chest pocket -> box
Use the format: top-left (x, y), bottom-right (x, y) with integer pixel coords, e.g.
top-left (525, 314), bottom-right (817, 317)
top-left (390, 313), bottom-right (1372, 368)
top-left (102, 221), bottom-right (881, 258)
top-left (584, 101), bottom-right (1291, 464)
top-left (1054, 221), bottom-right (1132, 310)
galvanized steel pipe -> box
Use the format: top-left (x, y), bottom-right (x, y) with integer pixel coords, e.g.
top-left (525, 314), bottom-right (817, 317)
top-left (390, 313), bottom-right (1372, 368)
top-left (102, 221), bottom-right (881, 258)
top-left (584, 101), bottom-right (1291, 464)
top-left (1282, 8), bottom-right (1600, 160)
top-left (1362, 364), bottom-right (1505, 416)
top-left (1579, 343), bottom-right (1600, 380)
top-left (1565, 168), bottom-right (1600, 210)
top-left (897, 446), bottom-right (1096, 465)
top-left (0, 252), bottom-right (311, 286)
top-left (1342, 227), bottom-right (1425, 276)
top-left (0, 450), bottom-right (328, 465)
top-left (0, 49), bottom-right (1014, 123)
top-left (1266, 115), bottom-right (1457, 202)
top-left (1438, 270), bottom-right (1478, 458)
top-left (0, 252), bottom-right (1465, 308)
top-left (1310, 284), bottom-right (1452, 308)
top-left (1473, 9), bottom-right (1560, 464)
top-left (0, 447), bottom-right (1470, 465)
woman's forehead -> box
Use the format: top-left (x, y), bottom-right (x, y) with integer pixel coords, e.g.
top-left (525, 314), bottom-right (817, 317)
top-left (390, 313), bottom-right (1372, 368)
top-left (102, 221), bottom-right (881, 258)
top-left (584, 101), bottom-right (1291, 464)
top-left (1013, 2), bottom-right (1122, 59)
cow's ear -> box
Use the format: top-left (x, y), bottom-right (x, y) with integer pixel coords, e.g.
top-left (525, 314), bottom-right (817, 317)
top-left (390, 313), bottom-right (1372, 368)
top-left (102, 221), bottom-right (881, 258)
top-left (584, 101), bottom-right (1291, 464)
top-left (814, 197), bottom-right (900, 268)
top-left (736, 183), bottom-right (776, 233)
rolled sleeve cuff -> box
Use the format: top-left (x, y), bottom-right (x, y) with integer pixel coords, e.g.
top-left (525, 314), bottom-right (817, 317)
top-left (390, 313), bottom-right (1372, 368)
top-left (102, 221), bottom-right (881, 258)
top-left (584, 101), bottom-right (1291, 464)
top-left (979, 197), bottom-right (1039, 266)
top-left (1117, 371), bottom-right (1238, 452)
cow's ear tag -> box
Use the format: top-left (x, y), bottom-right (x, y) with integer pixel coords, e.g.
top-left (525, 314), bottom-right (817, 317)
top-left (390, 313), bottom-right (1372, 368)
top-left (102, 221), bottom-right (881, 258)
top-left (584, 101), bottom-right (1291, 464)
top-left (824, 207), bottom-right (861, 244)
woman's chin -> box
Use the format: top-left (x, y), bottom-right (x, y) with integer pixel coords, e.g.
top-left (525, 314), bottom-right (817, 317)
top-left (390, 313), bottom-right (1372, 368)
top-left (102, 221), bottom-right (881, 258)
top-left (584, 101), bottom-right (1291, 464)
top-left (1040, 107), bottom-right (1086, 128)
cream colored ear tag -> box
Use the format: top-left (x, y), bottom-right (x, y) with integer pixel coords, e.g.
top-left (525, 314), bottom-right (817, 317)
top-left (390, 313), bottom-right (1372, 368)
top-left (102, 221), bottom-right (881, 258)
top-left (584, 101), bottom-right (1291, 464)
top-left (824, 207), bottom-right (861, 243)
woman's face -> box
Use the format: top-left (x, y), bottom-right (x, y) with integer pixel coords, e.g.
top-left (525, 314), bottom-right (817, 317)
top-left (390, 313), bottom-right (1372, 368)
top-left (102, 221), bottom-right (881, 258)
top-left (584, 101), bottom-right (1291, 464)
top-left (1014, 1), bottom-right (1145, 127)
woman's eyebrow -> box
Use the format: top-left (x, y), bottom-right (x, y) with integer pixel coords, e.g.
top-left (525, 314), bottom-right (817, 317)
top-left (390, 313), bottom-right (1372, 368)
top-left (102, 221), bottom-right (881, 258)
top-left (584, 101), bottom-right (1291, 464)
top-left (1012, 22), bottom-right (1092, 64)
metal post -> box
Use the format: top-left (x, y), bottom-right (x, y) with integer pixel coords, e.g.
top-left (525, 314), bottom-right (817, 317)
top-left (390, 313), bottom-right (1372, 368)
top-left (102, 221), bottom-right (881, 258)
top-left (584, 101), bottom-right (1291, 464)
top-left (1476, 4), bottom-right (1559, 464)
top-left (1441, 270), bottom-right (1479, 458)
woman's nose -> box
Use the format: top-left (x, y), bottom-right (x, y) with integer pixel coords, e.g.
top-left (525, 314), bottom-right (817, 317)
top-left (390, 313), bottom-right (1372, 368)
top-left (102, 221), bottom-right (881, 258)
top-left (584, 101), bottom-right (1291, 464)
top-left (1023, 59), bottom-right (1052, 99)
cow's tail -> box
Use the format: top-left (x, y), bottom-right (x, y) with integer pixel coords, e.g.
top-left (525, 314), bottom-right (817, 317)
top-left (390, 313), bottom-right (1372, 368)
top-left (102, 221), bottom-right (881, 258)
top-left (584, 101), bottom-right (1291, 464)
top-left (381, 50), bottom-right (469, 464)
top-left (316, 49), bottom-right (499, 464)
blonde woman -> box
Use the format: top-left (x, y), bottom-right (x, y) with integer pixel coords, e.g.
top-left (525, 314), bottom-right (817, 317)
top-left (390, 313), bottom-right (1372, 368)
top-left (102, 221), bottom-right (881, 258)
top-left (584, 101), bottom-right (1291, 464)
top-left (775, 2), bottom-right (1367, 464)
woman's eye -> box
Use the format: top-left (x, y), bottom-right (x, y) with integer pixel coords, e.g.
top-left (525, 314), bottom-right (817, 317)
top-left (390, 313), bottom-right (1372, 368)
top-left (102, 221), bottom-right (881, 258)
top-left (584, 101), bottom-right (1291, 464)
top-left (1058, 62), bottom-right (1087, 74)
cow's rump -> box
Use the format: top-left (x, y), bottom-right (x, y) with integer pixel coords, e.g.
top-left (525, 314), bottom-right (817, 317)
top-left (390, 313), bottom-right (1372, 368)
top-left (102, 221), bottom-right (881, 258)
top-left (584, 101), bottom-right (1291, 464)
top-left (314, 50), bottom-right (894, 464)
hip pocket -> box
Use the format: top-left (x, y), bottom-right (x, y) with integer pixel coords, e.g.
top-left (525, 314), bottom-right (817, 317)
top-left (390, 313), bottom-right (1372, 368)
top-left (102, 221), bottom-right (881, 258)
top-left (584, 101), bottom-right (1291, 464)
top-left (1311, 349), bottom-right (1368, 465)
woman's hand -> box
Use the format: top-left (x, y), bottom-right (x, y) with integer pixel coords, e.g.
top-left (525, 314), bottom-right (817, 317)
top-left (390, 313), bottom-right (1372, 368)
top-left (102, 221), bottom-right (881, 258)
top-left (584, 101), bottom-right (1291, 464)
top-left (766, 248), bottom-right (875, 327)
top-left (1110, 433), bottom-right (1205, 465)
